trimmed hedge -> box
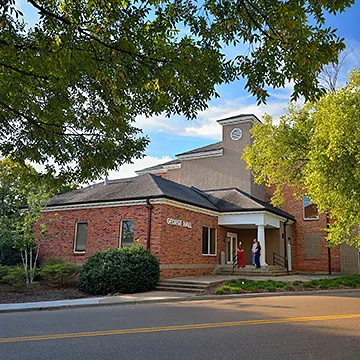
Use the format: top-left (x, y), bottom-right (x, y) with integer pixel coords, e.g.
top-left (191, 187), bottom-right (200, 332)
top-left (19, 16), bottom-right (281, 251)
top-left (78, 246), bottom-right (160, 295)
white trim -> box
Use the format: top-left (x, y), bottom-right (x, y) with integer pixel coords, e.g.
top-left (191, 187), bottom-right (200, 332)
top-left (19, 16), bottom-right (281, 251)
top-left (135, 168), bottom-right (166, 176)
top-left (43, 197), bottom-right (293, 225)
top-left (43, 199), bottom-right (148, 212)
top-left (220, 210), bottom-right (288, 223)
top-left (74, 222), bottom-right (88, 253)
top-left (303, 195), bottom-right (320, 221)
top-left (177, 148), bottom-right (223, 161)
top-left (226, 232), bottom-right (238, 264)
top-left (163, 163), bottom-right (181, 170)
top-left (217, 115), bottom-right (261, 126)
top-left (119, 219), bottom-right (135, 248)
top-left (202, 226), bottom-right (217, 256)
top-left (150, 198), bottom-right (220, 217)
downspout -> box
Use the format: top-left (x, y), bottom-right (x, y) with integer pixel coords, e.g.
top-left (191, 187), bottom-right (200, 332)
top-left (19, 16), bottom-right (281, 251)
top-left (326, 211), bottom-right (331, 275)
top-left (146, 199), bottom-right (153, 251)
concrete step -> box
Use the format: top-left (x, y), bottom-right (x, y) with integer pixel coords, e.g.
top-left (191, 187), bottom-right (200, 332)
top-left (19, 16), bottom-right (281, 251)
top-left (154, 286), bottom-right (205, 293)
top-left (213, 265), bottom-right (290, 276)
top-left (156, 281), bottom-right (208, 289)
top-left (155, 279), bottom-right (212, 293)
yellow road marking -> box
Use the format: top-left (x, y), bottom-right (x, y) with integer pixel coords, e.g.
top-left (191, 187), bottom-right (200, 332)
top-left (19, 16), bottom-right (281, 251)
top-left (1, 313), bottom-right (359, 344)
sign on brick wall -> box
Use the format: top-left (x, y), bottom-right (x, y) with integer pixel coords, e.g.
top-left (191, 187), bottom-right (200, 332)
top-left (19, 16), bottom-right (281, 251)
top-left (166, 218), bottom-right (192, 229)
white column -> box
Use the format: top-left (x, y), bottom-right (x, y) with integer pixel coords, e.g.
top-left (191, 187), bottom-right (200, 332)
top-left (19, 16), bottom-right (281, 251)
top-left (257, 225), bottom-right (267, 266)
top-left (287, 240), bottom-right (292, 271)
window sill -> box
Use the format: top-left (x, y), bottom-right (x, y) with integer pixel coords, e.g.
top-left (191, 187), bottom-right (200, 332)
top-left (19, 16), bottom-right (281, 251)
top-left (202, 254), bottom-right (217, 257)
top-left (303, 218), bottom-right (320, 221)
top-left (73, 251), bottom-right (86, 255)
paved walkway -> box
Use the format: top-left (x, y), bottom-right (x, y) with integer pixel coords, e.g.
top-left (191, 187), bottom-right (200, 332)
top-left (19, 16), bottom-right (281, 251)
top-left (0, 291), bottom-right (194, 313)
top-left (171, 273), bottom-right (343, 284)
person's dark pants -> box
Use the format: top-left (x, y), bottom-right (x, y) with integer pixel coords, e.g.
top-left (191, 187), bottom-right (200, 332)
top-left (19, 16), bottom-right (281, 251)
top-left (255, 253), bottom-right (261, 269)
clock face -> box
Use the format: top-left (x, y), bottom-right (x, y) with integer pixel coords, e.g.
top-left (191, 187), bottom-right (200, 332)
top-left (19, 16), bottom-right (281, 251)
top-left (230, 128), bottom-right (243, 141)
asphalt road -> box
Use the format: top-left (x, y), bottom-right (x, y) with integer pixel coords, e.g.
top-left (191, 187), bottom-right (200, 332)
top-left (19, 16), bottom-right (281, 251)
top-left (1, 292), bottom-right (360, 360)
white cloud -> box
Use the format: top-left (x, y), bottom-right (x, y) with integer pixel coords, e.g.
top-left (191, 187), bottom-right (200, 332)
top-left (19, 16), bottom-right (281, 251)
top-left (106, 155), bottom-right (172, 180)
top-left (183, 98), bottom-right (292, 138)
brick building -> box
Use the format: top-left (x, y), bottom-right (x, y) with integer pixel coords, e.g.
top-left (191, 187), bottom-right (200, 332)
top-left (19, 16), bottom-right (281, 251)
top-left (40, 114), bottom-right (360, 277)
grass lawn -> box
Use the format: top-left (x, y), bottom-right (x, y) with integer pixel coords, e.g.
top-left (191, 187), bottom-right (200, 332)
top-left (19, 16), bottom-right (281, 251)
top-left (215, 275), bottom-right (360, 295)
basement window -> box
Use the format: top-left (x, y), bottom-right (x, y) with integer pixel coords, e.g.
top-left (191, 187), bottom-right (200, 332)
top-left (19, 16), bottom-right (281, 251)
top-left (202, 227), bottom-right (216, 256)
top-left (74, 222), bottom-right (88, 252)
top-left (120, 219), bottom-right (134, 247)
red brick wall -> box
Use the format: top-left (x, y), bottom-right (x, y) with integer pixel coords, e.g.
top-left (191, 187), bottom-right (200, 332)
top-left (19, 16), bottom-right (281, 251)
top-left (158, 204), bottom-right (221, 278)
top-left (265, 186), bottom-right (341, 273)
top-left (37, 203), bottom-right (222, 279)
top-left (38, 205), bottom-right (152, 263)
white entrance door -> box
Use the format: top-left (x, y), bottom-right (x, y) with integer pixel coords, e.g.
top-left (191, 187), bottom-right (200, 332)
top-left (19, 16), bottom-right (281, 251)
top-left (226, 233), bottom-right (238, 264)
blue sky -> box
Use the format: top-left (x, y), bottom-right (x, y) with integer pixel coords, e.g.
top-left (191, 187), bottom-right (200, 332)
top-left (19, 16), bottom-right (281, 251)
top-left (15, 0), bottom-right (360, 179)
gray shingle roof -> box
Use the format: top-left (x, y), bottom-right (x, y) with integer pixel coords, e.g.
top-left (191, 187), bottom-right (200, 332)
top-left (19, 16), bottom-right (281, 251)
top-left (136, 159), bottom-right (180, 174)
top-left (48, 174), bottom-right (294, 219)
top-left (175, 141), bottom-right (223, 157)
top-left (48, 174), bottom-right (218, 211)
top-left (202, 188), bottom-right (294, 220)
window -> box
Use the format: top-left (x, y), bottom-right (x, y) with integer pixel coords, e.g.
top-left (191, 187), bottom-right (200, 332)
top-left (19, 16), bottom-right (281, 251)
top-left (74, 222), bottom-right (88, 252)
top-left (120, 220), bottom-right (134, 247)
top-left (202, 227), bottom-right (216, 255)
top-left (303, 196), bottom-right (319, 220)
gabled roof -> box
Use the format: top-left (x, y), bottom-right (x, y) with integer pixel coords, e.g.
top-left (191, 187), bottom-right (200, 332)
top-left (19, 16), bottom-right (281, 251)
top-left (202, 188), bottom-right (294, 220)
top-left (47, 174), bottom-right (294, 220)
top-left (48, 173), bottom-right (218, 211)
top-left (135, 159), bottom-right (180, 175)
top-left (175, 141), bottom-right (222, 157)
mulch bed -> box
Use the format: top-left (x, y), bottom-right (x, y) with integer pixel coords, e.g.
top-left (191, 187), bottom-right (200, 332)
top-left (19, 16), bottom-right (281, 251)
top-left (0, 281), bottom-right (93, 304)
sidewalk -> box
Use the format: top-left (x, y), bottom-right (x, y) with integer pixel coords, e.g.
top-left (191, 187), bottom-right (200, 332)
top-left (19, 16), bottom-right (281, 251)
top-left (1, 274), bottom-right (357, 314)
top-left (0, 291), bottom-right (194, 313)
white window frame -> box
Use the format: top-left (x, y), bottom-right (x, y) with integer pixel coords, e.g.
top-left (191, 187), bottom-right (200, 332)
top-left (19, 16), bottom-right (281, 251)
top-left (202, 226), bottom-right (217, 256)
top-left (303, 196), bottom-right (319, 221)
top-left (74, 222), bottom-right (88, 253)
top-left (119, 219), bottom-right (135, 248)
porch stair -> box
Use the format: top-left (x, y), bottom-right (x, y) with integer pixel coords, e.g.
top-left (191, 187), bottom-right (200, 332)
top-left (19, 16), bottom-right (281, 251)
top-left (155, 279), bottom-right (211, 293)
top-left (213, 265), bottom-right (292, 276)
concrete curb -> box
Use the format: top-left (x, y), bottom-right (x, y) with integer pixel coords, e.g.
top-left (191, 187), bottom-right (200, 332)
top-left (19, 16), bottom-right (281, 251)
top-left (1, 288), bottom-right (360, 314)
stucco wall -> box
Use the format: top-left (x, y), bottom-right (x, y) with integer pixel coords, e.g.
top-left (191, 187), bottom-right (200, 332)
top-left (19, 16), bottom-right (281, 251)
top-left (167, 120), bottom-right (265, 199)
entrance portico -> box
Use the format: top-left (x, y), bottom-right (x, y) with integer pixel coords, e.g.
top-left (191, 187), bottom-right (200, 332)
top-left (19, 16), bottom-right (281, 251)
top-left (219, 211), bottom-right (293, 267)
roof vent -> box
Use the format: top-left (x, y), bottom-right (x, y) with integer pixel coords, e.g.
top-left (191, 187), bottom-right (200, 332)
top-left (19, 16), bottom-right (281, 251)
top-left (104, 175), bottom-right (109, 185)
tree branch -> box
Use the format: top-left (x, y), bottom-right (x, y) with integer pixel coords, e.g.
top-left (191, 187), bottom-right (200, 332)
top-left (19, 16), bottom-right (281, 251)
top-left (0, 61), bottom-right (49, 79)
top-left (27, 0), bottom-right (168, 64)
top-left (240, 0), bottom-right (274, 41)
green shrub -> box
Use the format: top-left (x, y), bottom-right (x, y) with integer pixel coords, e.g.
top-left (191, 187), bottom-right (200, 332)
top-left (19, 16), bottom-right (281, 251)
top-left (0, 231), bottom-right (22, 266)
top-left (216, 288), bottom-right (225, 295)
top-left (2, 266), bottom-right (39, 291)
top-left (283, 284), bottom-right (294, 291)
top-left (265, 286), bottom-right (277, 292)
top-left (78, 246), bottom-right (160, 295)
top-left (0, 265), bottom-right (10, 283)
top-left (42, 258), bottom-right (67, 266)
top-left (41, 262), bottom-right (81, 287)
top-left (292, 280), bottom-right (304, 286)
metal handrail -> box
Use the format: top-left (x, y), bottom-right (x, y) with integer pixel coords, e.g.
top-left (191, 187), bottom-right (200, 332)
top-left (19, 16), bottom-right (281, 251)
top-left (232, 254), bottom-right (238, 274)
top-left (273, 252), bottom-right (288, 272)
